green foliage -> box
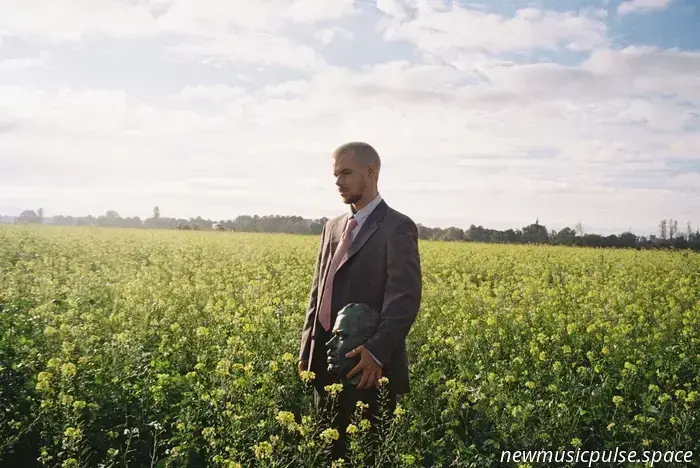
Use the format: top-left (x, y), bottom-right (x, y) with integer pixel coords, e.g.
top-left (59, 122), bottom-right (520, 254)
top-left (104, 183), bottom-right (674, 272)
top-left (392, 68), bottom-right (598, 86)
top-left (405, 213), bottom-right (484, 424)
top-left (1, 225), bottom-right (699, 467)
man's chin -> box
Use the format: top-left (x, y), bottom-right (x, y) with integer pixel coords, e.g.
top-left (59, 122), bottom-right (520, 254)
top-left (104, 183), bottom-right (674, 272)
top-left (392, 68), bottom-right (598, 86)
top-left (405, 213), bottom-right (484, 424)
top-left (340, 193), bottom-right (358, 204)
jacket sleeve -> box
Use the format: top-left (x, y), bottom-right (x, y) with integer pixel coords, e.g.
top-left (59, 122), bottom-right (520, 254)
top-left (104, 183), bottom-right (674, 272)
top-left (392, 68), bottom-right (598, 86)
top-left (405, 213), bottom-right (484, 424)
top-left (299, 222), bottom-right (327, 362)
top-left (363, 220), bottom-right (422, 367)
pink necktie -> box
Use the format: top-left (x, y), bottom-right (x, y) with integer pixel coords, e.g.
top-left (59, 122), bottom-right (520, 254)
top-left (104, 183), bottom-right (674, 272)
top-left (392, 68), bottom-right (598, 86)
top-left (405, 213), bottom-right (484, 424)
top-left (319, 217), bottom-right (358, 332)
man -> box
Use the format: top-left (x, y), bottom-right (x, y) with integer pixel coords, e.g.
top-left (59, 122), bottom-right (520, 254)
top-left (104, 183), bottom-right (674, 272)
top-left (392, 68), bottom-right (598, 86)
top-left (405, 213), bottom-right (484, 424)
top-left (297, 142), bottom-right (422, 460)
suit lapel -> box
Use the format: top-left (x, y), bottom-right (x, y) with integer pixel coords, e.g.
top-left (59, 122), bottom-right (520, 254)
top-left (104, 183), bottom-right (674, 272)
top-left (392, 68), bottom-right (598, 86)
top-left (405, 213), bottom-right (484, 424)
top-left (317, 214), bottom-right (348, 306)
top-left (330, 213), bottom-right (349, 253)
top-left (338, 200), bottom-right (388, 269)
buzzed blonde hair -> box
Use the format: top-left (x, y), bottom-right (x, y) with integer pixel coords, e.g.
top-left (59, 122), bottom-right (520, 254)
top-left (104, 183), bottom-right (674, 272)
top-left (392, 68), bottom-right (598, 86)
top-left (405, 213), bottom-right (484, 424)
top-left (333, 142), bottom-right (381, 174)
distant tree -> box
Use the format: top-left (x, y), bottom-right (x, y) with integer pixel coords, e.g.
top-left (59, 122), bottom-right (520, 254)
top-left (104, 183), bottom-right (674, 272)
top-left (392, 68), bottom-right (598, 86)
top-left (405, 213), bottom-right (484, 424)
top-left (581, 233), bottom-right (605, 247)
top-left (17, 210), bottom-right (42, 224)
top-left (153, 206), bottom-right (160, 219)
top-left (521, 219), bottom-right (549, 244)
top-left (489, 231), bottom-right (506, 243)
top-left (466, 224), bottom-right (487, 242)
top-left (554, 227), bottom-right (577, 245)
top-left (659, 219), bottom-right (667, 240)
top-left (441, 227), bottom-right (465, 242)
top-left (37, 208), bottom-right (44, 223)
top-left (605, 234), bottom-right (620, 247)
top-left (504, 229), bottom-right (519, 243)
top-left (618, 231), bottom-right (638, 248)
top-left (575, 222), bottom-right (584, 237)
top-left (669, 219), bottom-right (678, 240)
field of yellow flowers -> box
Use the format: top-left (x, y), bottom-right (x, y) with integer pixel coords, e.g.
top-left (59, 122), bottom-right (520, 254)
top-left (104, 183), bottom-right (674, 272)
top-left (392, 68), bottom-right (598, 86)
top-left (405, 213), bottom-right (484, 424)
top-left (1, 225), bottom-right (699, 467)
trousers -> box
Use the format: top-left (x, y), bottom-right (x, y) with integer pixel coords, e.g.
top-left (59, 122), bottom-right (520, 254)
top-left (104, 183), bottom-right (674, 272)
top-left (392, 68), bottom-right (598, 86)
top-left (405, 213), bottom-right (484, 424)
top-left (313, 374), bottom-right (398, 462)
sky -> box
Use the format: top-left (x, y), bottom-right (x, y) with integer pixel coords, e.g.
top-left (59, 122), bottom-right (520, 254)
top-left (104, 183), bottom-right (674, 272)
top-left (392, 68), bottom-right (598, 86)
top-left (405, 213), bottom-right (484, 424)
top-left (1, 0), bottom-right (699, 236)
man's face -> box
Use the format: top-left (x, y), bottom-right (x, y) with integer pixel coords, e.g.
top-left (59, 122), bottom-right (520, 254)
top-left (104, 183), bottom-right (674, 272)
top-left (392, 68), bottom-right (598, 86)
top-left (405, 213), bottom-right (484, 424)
top-left (333, 151), bottom-right (367, 206)
top-left (326, 312), bottom-right (368, 382)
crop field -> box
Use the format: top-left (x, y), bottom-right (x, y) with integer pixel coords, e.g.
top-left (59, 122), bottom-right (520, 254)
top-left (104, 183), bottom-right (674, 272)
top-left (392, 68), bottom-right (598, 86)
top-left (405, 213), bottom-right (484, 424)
top-left (1, 225), bottom-right (699, 467)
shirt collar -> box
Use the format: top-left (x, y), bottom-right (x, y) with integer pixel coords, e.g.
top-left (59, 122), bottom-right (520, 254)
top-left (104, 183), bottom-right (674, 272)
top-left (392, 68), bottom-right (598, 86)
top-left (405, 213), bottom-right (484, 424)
top-left (350, 193), bottom-right (382, 224)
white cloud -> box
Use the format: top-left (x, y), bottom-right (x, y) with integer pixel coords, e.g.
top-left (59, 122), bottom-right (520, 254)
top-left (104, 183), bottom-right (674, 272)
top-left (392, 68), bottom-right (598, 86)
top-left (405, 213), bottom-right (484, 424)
top-left (167, 33), bottom-right (327, 70)
top-left (174, 85), bottom-right (252, 103)
top-left (378, 5), bottom-right (608, 57)
top-left (376, 0), bottom-right (411, 20)
top-left (287, 0), bottom-right (358, 24)
top-left (0, 0), bottom-right (157, 42)
top-left (618, 0), bottom-right (674, 16)
top-left (583, 46), bottom-right (700, 102)
top-left (315, 27), bottom-right (354, 45)
top-left (0, 0), bottom-right (355, 70)
top-left (0, 51), bottom-right (50, 70)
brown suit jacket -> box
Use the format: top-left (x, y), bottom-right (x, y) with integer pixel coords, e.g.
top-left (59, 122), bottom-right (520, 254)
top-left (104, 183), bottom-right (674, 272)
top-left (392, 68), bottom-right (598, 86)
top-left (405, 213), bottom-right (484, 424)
top-left (298, 199), bottom-right (422, 394)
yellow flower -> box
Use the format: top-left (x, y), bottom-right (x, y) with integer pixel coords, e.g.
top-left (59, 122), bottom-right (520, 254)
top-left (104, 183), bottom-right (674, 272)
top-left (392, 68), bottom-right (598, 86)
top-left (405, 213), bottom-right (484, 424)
top-left (394, 405), bottom-right (406, 419)
top-left (269, 361), bottom-right (279, 372)
top-left (378, 377), bottom-right (389, 387)
top-left (346, 424), bottom-right (358, 435)
top-left (281, 352), bottom-right (295, 362)
top-left (359, 419), bottom-right (371, 431)
top-left (215, 359), bottom-right (231, 376)
top-left (612, 395), bottom-right (624, 405)
top-left (324, 383), bottom-right (343, 396)
top-left (331, 458), bottom-right (345, 468)
top-left (47, 358), bottom-right (61, 368)
top-left (73, 400), bottom-right (86, 411)
top-left (356, 401), bottom-right (369, 411)
top-left (299, 370), bottom-right (315, 383)
top-left (62, 459), bottom-right (79, 468)
top-left (61, 362), bottom-right (77, 379)
top-left (253, 441), bottom-right (273, 460)
top-left (36, 371), bottom-right (52, 392)
top-left (275, 411), bottom-right (296, 428)
top-left (320, 428), bottom-right (339, 443)
top-left (60, 393), bottom-right (74, 406)
top-left (63, 427), bottom-right (82, 440)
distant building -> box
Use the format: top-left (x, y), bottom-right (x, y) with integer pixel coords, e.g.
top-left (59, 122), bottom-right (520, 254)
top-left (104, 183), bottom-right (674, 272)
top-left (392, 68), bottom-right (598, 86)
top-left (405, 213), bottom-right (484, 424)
top-left (212, 223), bottom-right (225, 231)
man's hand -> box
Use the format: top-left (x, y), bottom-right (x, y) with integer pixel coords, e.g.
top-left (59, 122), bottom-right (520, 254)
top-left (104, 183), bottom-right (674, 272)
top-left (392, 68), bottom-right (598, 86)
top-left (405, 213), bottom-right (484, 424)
top-left (298, 360), bottom-right (308, 378)
top-left (345, 345), bottom-right (383, 390)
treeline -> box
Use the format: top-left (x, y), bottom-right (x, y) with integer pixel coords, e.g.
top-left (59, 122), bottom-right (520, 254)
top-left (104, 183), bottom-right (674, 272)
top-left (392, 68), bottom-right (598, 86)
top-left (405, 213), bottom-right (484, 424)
top-left (7, 208), bottom-right (700, 252)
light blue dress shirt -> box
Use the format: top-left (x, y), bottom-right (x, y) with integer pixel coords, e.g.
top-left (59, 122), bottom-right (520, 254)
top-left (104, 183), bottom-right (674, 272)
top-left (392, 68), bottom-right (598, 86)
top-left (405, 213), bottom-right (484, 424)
top-left (346, 193), bottom-right (384, 367)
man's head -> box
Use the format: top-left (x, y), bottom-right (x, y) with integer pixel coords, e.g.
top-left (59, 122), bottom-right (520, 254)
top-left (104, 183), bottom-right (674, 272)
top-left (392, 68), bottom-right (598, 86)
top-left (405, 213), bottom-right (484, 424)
top-left (326, 303), bottom-right (379, 385)
top-left (333, 142), bottom-right (381, 209)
